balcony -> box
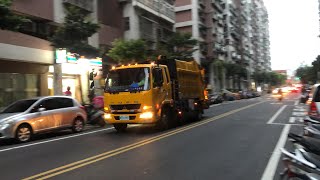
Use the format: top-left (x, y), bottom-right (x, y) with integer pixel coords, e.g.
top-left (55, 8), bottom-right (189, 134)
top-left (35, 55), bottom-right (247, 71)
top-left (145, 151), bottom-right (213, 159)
top-left (133, 0), bottom-right (175, 23)
top-left (63, 0), bottom-right (93, 12)
top-left (212, 0), bottom-right (224, 13)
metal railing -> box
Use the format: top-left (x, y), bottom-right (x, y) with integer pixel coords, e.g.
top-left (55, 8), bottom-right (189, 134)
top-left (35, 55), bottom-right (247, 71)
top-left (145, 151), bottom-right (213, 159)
top-left (135, 0), bottom-right (175, 20)
top-left (63, 0), bottom-right (94, 11)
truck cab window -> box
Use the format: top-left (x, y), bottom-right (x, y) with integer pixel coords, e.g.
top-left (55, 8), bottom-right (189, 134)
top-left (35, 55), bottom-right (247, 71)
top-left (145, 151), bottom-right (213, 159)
top-left (152, 68), bottom-right (164, 87)
top-left (105, 67), bottom-right (150, 92)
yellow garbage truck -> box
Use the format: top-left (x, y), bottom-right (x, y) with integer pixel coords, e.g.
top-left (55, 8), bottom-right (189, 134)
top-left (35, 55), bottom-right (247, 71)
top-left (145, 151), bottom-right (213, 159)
top-left (103, 56), bottom-right (208, 132)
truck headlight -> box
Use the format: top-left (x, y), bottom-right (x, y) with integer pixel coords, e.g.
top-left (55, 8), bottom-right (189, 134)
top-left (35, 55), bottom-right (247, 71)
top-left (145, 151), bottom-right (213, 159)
top-left (140, 112), bottom-right (153, 119)
top-left (104, 113), bottom-right (112, 119)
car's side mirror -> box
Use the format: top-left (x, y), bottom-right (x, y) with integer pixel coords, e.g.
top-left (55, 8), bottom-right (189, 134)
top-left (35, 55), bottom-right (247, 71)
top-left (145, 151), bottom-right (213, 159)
top-left (38, 108), bottom-right (46, 112)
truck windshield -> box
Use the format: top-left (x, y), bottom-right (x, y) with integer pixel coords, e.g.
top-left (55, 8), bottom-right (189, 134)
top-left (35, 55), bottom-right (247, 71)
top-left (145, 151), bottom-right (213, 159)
top-left (105, 67), bottom-right (150, 92)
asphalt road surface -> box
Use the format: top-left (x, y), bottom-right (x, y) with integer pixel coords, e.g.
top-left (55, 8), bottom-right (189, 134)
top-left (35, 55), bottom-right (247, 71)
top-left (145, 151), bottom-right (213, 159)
top-left (0, 92), bottom-right (304, 180)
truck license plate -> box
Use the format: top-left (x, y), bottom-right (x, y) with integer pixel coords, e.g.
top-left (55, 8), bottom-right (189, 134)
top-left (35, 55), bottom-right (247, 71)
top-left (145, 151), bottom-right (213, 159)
top-left (119, 116), bottom-right (129, 120)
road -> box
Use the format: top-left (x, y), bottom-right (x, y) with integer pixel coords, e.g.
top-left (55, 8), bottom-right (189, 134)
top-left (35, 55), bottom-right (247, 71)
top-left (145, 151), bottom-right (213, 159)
top-left (0, 92), bottom-right (305, 180)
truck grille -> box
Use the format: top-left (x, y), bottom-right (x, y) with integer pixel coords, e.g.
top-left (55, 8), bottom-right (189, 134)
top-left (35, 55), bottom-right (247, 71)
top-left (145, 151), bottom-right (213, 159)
top-left (110, 104), bottom-right (141, 110)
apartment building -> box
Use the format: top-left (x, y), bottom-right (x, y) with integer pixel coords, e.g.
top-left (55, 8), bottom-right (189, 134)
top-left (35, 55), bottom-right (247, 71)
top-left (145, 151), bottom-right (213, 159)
top-left (0, 0), bottom-right (123, 106)
top-left (249, 0), bottom-right (271, 72)
top-left (175, 0), bottom-right (227, 90)
top-left (120, 0), bottom-right (175, 49)
top-left (175, 0), bottom-right (270, 91)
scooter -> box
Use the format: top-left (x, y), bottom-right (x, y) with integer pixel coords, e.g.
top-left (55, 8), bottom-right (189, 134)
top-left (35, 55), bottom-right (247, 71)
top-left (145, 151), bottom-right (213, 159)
top-left (278, 95), bottom-right (283, 102)
top-left (280, 147), bottom-right (320, 179)
top-left (84, 104), bottom-right (106, 127)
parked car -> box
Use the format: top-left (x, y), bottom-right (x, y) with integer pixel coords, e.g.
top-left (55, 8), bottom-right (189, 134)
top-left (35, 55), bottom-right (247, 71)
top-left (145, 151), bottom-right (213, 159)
top-left (0, 96), bottom-right (87, 142)
top-left (208, 92), bottom-right (224, 104)
top-left (239, 91), bottom-right (248, 99)
top-left (304, 84), bottom-right (320, 123)
top-left (221, 89), bottom-right (235, 101)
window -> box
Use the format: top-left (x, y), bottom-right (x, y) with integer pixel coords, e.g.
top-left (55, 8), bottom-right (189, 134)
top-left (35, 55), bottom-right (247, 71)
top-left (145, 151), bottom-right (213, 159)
top-left (35, 98), bottom-right (73, 111)
top-left (164, 68), bottom-right (169, 83)
top-left (152, 68), bottom-right (164, 87)
top-left (124, 17), bottom-right (130, 31)
top-left (313, 86), bottom-right (320, 102)
top-left (57, 98), bottom-right (74, 108)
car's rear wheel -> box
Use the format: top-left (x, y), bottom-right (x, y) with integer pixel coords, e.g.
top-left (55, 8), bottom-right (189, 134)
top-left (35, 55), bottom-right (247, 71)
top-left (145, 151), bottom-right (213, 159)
top-left (15, 124), bottom-right (32, 143)
top-left (72, 118), bottom-right (84, 133)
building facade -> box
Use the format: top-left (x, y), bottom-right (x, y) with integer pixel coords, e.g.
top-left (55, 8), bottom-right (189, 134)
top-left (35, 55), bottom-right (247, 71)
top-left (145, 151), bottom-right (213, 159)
top-left (120, 0), bottom-right (175, 48)
top-left (174, 0), bottom-right (271, 91)
top-left (0, 0), bottom-right (123, 107)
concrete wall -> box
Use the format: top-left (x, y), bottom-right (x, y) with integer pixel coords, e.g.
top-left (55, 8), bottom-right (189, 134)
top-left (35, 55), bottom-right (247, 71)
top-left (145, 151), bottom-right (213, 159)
top-left (0, 30), bottom-right (53, 64)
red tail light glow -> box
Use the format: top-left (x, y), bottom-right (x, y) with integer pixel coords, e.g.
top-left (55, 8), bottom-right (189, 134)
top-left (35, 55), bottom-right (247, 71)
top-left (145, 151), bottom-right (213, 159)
top-left (309, 102), bottom-right (319, 117)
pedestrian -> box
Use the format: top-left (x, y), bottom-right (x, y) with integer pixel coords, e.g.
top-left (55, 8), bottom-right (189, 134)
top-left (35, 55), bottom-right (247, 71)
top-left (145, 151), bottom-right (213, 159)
top-left (64, 86), bottom-right (72, 96)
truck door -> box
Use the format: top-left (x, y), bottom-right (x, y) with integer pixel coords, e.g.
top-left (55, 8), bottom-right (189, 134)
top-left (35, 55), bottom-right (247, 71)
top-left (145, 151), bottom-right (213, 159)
top-left (152, 68), bottom-right (167, 108)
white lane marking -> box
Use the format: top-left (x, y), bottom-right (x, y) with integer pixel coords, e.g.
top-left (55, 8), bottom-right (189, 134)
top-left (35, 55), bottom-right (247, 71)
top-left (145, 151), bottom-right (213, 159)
top-left (261, 124), bottom-right (291, 180)
top-left (0, 127), bottom-right (114, 153)
top-left (292, 112), bottom-right (306, 117)
top-left (210, 104), bottom-right (221, 107)
top-left (289, 117), bottom-right (295, 123)
top-left (293, 109), bottom-right (306, 112)
top-left (294, 100), bottom-right (299, 105)
top-left (288, 117), bottom-right (304, 123)
top-left (267, 105), bottom-right (287, 124)
top-left (269, 122), bottom-right (302, 126)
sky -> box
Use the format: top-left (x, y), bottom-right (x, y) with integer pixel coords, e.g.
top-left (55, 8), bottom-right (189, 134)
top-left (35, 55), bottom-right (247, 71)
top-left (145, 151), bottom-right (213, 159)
top-left (264, 0), bottom-right (320, 76)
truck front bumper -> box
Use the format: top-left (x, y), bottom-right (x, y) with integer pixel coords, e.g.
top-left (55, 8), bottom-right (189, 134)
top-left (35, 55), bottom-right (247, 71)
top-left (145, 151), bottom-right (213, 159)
top-left (104, 112), bottom-right (160, 124)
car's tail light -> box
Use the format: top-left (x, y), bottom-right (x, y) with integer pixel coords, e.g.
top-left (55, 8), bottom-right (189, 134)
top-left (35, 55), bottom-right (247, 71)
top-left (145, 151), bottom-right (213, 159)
top-left (308, 102), bottom-right (319, 117)
top-left (80, 106), bottom-right (86, 111)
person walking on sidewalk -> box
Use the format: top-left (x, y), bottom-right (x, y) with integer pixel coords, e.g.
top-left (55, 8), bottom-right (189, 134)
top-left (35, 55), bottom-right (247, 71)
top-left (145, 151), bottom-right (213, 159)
top-left (64, 86), bottom-right (72, 96)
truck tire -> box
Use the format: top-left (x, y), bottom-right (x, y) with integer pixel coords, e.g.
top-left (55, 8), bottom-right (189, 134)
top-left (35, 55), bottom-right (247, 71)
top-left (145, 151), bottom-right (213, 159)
top-left (156, 112), bottom-right (169, 130)
top-left (114, 124), bottom-right (127, 132)
top-left (195, 110), bottom-right (203, 121)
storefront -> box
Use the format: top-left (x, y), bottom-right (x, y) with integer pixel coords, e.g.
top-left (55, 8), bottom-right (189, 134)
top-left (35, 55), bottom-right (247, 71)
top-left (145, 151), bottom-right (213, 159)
top-left (0, 60), bottom-right (49, 107)
top-left (48, 53), bottom-right (103, 104)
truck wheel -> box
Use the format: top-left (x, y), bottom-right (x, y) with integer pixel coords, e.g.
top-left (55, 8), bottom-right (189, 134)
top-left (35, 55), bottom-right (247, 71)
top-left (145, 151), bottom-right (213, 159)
top-left (156, 112), bottom-right (170, 130)
top-left (114, 124), bottom-right (127, 132)
top-left (194, 110), bottom-right (203, 121)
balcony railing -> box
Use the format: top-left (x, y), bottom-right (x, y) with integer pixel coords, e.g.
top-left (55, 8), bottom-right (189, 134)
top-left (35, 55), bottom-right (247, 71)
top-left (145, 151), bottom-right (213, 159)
top-left (134, 0), bottom-right (175, 21)
top-left (63, 0), bottom-right (93, 11)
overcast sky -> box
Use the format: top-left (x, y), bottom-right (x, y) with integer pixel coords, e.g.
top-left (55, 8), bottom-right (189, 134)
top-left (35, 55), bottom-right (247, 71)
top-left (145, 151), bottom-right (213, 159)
top-left (264, 0), bottom-right (320, 75)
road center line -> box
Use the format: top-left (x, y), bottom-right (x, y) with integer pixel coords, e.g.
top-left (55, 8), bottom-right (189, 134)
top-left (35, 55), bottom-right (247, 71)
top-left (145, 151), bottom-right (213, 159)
top-left (267, 105), bottom-right (287, 124)
top-left (261, 124), bottom-right (291, 180)
top-left (23, 101), bottom-right (265, 180)
top-left (0, 127), bottom-right (114, 153)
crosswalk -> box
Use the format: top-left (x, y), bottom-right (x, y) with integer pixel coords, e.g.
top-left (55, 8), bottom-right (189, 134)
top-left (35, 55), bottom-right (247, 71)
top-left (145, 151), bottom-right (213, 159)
top-left (288, 103), bottom-right (307, 124)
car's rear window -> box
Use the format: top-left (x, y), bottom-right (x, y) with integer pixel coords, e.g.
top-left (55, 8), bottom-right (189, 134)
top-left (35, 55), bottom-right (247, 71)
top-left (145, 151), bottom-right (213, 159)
top-left (313, 86), bottom-right (320, 102)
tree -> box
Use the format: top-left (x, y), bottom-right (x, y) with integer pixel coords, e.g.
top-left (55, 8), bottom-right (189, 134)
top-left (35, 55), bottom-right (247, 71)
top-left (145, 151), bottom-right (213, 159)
top-left (51, 4), bottom-right (100, 57)
top-left (107, 39), bottom-right (148, 63)
top-left (166, 32), bottom-right (198, 59)
top-left (295, 65), bottom-right (316, 84)
top-left (0, 0), bottom-right (30, 31)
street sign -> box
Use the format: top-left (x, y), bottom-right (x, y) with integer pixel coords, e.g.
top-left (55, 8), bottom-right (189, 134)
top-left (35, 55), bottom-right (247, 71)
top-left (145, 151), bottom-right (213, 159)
top-left (55, 49), bottom-right (67, 64)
